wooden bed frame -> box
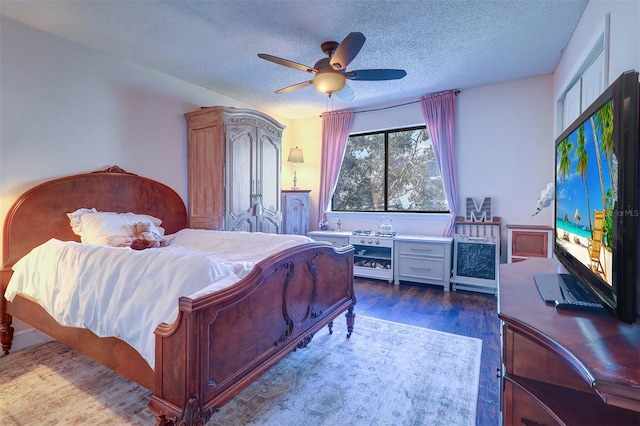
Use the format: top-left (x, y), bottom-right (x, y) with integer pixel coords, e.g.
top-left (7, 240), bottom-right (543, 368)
top-left (0, 166), bottom-right (355, 425)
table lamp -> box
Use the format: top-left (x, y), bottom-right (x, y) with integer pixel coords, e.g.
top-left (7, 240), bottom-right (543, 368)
top-left (287, 147), bottom-right (304, 190)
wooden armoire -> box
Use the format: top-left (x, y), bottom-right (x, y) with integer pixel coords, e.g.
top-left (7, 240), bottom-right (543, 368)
top-left (185, 106), bottom-right (285, 233)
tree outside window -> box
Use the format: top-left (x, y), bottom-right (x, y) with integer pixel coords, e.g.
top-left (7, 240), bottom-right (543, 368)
top-left (331, 126), bottom-right (448, 213)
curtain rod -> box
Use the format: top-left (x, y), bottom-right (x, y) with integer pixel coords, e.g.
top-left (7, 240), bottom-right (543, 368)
top-left (320, 89), bottom-right (460, 117)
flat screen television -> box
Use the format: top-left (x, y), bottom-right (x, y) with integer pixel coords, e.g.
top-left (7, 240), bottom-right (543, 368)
top-left (543, 70), bottom-right (639, 323)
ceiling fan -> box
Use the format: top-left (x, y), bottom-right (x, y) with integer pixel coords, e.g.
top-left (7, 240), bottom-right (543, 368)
top-left (258, 32), bottom-right (406, 100)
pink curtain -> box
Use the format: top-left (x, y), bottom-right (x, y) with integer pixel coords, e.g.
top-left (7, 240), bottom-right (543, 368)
top-left (316, 110), bottom-right (354, 229)
top-left (421, 90), bottom-right (458, 236)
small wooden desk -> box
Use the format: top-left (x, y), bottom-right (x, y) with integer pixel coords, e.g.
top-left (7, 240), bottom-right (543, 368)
top-left (498, 258), bottom-right (640, 425)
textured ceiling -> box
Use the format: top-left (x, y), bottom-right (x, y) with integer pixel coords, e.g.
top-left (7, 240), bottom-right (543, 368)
top-left (1, 0), bottom-right (588, 119)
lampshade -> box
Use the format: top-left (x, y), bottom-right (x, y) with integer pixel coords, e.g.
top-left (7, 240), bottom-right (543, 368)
top-left (287, 147), bottom-right (304, 164)
top-left (313, 72), bottom-right (346, 94)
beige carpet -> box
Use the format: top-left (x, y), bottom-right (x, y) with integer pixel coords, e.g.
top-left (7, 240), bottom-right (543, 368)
top-left (0, 316), bottom-right (482, 425)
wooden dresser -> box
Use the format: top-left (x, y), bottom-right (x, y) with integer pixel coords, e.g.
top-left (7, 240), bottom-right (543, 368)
top-left (498, 258), bottom-right (640, 425)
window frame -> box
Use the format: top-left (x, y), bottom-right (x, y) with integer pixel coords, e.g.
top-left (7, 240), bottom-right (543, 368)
top-left (330, 125), bottom-right (449, 214)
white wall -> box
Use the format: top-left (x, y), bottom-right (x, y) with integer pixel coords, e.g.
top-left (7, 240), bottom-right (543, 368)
top-left (553, 0), bottom-right (640, 315)
top-left (294, 76), bottom-right (555, 254)
top-left (285, 115), bottom-right (323, 224)
top-left (457, 75), bottom-right (555, 234)
top-left (0, 16), bottom-right (292, 349)
top-left (291, 0), bottom-right (640, 254)
top-left (3, 0), bottom-right (637, 349)
top-left (0, 16), bottom-right (292, 251)
top-left (554, 0), bottom-right (640, 107)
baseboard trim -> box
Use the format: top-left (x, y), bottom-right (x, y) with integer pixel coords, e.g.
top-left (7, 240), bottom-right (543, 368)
top-left (11, 327), bottom-right (53, 352)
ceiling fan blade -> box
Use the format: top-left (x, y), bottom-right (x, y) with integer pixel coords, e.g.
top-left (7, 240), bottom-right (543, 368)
top-left (330, 32), bottom-right (366, 71)
top-left (275, 80), bottom-right (314, 94)
top-left (257, 54), bottom-right (317, 74)
top-left (345, 69), bottom-right (407, 81)
top-left (334, 84), bottom-right (355, 101)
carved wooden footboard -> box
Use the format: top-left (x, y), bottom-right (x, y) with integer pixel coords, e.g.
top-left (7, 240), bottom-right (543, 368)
top-left (150, 242), bottom-right (355, 425)
top-left (0, 167), bottom-right (355, 426)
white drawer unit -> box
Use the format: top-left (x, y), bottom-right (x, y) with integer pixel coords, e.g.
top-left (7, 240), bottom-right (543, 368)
top-left (393, 235), bottom-right (453, 290)
top-left (307, 231), bottom-right (350, 248)
top-left (308, 231), bottom-right (454, 290)
top-left (349, 235), bottom-right (394, 283)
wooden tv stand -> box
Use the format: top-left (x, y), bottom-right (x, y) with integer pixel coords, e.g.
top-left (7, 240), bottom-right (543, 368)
top-left (498, 258), bottom-right (640, 425)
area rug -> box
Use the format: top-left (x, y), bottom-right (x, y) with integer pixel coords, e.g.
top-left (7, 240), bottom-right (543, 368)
top-left (0, 316), bottom-right (482, 425)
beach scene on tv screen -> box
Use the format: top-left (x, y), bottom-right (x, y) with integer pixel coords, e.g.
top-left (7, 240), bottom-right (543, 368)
top-left (556, 99), bottom-right (614, 286)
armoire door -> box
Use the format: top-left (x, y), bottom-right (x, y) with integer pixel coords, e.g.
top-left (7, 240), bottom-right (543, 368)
top-left (185, 107), bottom-right (226, 230)
top-left (256, 126), bottom-right (281, 234)
top-left (226, 124), bottom-right (256, 232)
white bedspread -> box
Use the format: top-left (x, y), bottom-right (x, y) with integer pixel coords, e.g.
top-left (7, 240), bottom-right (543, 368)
top-left (5, 229), bottom-right (313, 368)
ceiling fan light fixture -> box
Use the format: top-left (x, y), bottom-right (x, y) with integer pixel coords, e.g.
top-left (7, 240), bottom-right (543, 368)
top-left (313, 72), bottom-right (346, 94)
top-left (259, 32), bottom-right (406, 100)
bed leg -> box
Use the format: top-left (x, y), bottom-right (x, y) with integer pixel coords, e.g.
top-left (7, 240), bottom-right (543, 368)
top-left (154, 395), bottom-right (215, 426)
top-left (1, 312), bottom-right (14, 354)
top-left (345, 304), bottom-right (356, 338)
top-left (155, 414), bottom-right (173, 426)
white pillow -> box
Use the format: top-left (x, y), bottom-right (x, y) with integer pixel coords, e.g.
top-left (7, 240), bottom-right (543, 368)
top-left (67, 209), bottom-right (165, 246)
top-left (67, 207), bottom-right (98, 235)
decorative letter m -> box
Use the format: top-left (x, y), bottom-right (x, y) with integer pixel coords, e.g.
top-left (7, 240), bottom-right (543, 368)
top-left (466, 197), bottom-right (492, 222)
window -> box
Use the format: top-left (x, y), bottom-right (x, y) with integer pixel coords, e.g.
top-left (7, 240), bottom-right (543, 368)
top-left (558, 14), bottom-right (608, 134)
top-left (331, 126), bottom-right (448, 213)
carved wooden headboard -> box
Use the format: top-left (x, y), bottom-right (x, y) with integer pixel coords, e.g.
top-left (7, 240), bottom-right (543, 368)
top-left (2, 166), bottom-right (188, 269)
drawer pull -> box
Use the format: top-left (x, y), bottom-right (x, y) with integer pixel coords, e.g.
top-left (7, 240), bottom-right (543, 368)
top-left (411, 248), bottom-right (432, 251)
top-left (411, 267), bottom-right (432, 271)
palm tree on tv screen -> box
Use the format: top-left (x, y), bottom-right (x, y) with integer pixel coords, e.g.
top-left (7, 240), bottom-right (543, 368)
top-left (575, 125), bottom-right (593, 235)
top-left (592, 100), bottom-right (615, 248)
top-left (558, 137), bottom-right (573, 181)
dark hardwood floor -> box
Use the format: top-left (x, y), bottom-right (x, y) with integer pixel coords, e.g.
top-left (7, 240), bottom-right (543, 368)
top-left (353, 277), bottom-right (500, 426)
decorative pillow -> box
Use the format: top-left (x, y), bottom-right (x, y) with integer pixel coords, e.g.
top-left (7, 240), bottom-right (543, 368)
top-left (67, 209), bottom-right (165, 246)
top-left (67, 208), bottom-right (98, 235)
